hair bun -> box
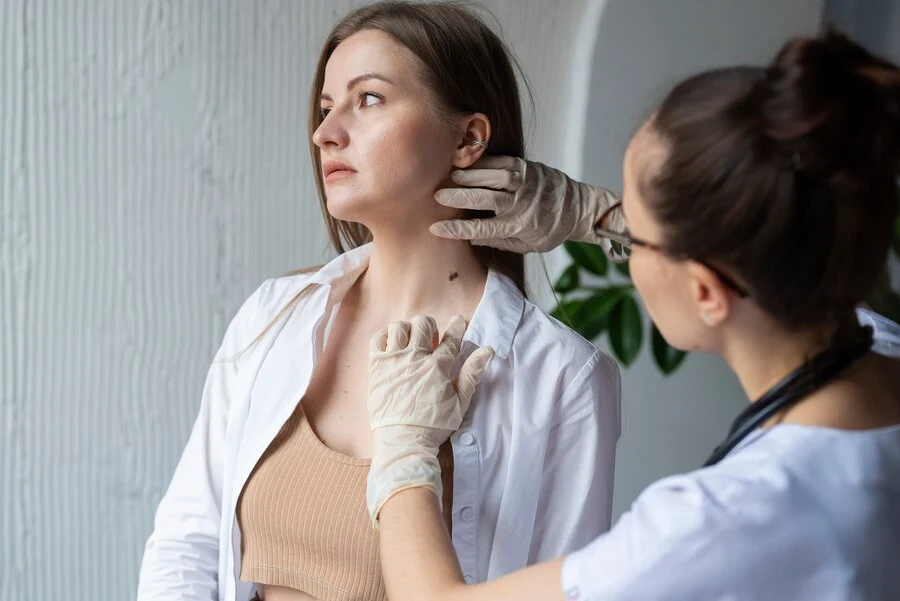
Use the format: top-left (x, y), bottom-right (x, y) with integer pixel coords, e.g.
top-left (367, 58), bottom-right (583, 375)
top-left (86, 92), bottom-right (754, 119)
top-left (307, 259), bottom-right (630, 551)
top-left (762, 28), bottom-right (900, 176)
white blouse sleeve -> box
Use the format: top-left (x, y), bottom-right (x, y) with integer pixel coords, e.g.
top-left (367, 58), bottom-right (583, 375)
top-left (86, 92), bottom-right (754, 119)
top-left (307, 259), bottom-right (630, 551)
top-left (528, 350), bottom-right (621, 562)
top-left (136, 282), bottom-right (269, 601)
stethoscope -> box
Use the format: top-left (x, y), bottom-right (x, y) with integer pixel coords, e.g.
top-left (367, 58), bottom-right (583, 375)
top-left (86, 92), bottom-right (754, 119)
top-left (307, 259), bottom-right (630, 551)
top-left (704, 325), bottom-right (875, 466)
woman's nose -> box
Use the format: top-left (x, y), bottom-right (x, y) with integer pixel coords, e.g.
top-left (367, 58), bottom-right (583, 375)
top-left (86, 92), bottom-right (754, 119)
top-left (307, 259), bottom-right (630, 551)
top-left (312, 111), bottom-right (349, 150)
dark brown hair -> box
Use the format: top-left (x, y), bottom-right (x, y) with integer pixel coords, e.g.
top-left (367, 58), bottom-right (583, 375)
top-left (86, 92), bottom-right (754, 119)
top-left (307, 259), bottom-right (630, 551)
top-left (308, 0), bottom-right (529, 294)
top-left (644, 29), bottom-right (899, 329)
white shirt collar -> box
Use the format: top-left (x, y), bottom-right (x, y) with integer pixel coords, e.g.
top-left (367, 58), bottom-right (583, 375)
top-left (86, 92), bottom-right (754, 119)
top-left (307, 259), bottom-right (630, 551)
top-left (306, 243), bottom-right (524, 358)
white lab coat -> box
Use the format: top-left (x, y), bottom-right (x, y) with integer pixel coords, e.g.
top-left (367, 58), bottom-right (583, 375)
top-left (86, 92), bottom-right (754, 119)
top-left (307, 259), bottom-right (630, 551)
top-left (561, 308), bottom-right (900, 601)
top-left (137, 243), bottom-right (621, 601)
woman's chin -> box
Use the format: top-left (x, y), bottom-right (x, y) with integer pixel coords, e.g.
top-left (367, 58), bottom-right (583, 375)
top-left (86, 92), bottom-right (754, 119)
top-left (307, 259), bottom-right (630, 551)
top-left (324, 194), bottom-right (437, 237)
top-left (324, 195), bottom-right (372, 224)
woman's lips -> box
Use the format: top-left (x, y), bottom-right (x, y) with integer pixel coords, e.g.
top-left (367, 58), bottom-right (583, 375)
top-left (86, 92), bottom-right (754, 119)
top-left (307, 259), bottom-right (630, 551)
top-left (323, 160), bottom-right (357, 183)
top-left (325, 169), bottom-right (356, 183)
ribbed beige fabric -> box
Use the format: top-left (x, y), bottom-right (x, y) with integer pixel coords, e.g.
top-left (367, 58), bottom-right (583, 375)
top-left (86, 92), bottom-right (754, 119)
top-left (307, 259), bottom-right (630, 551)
top-left (237, 406), bottom-right (385, 601)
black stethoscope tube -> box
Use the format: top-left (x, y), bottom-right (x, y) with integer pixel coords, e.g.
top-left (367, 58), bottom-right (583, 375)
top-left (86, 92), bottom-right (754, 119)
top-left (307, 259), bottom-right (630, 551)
top-left (704, 326), bottom-right (874, 467)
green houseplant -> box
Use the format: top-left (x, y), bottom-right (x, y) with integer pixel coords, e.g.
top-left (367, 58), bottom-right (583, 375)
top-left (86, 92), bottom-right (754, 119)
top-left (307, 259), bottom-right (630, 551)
top-left (551, 207), bottom-right (900, 375)
top-left (868, 211), bottom-right (900, 324)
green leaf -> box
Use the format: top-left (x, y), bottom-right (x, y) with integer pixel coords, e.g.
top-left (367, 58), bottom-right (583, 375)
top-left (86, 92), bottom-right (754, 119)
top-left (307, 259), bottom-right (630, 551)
top-left (651, 324), bottom-right (687, 375)
top-left (554, 264), bottom-right (580, 294)
top-left (564, 241), bottom-right (608, 276)
top-left (613, 261), bottom-right (631, 278)
top-left (608, 294), bottom-right (643, 366)
top-left (867, 282), bottom-right (900, 324)
top-left (572, 289), bottom-right (627, 340)
top-left (550, 298), bottom-right (586, 327)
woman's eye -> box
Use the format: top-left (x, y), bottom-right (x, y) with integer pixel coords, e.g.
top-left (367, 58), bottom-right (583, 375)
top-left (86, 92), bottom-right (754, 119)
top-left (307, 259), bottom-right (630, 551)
top-left (319, 107), bottom-right (332, 119)
top-left (359, 92), bottom-right (383, 108)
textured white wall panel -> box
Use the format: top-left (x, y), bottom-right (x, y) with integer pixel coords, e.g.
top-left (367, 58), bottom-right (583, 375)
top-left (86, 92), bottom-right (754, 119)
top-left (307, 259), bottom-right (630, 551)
top-left (0, 1), bottom-right (587, 598)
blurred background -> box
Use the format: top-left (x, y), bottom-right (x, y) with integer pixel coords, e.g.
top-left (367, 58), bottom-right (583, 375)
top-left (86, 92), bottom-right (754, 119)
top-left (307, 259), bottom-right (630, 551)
top-left (1, 0), bottom-right (898, 598)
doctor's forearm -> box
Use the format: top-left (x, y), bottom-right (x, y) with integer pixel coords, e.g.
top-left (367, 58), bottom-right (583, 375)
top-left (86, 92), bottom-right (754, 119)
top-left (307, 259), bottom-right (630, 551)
top-left (378, 488), bottom-right (566, 601)
top-left (378, 488), bottom-right (468, 601)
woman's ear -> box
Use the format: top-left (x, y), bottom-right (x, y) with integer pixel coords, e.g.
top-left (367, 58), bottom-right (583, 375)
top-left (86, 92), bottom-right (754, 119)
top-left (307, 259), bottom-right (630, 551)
top-left (453, 113), bottom-right (491, 169)
top-left (687, 261), bottom-right (734, 328)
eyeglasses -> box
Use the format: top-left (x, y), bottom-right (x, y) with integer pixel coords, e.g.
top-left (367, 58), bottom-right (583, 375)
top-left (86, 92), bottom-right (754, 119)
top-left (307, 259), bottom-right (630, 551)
top-left (593, 202), bottom-right (749, 298)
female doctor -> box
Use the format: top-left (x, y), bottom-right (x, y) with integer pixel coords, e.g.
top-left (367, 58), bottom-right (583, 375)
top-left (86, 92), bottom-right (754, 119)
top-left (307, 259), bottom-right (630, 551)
top-left (363, 30), bottom-right (900, 600)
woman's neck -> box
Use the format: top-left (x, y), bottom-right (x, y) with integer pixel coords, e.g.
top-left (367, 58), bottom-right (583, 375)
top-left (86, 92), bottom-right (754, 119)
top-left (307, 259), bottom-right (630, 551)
top-left (722, 323), bottom-right (828, 403)
top-left (355, 228), bottom-right (488, 326)
top-left (721, 312), bottom-right (863, 403)
top-left (719, 314), bottom-right (898, 430)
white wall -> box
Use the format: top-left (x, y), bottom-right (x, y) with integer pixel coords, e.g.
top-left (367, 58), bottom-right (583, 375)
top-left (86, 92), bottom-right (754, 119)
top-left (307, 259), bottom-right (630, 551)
top-left (566, 0), bottom-right (824, 518)
top-left (0, 1), bottom-right (589, 598)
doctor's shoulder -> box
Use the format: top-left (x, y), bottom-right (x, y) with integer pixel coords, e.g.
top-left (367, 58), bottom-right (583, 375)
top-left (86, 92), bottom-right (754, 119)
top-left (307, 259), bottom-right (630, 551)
top-left (571, 463), bottom-right (814, 600)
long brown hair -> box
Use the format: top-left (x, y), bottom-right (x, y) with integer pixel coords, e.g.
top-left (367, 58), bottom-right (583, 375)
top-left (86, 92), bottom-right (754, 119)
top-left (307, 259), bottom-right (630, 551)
top-left (309, 0), bottom-right (529, 294)
top-left (644, 29), bottom-right (899, 330)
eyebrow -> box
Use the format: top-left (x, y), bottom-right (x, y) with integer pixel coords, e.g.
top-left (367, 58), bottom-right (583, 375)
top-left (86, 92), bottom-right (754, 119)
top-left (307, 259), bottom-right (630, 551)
top-left (319, 73), bottom-right (395, 102)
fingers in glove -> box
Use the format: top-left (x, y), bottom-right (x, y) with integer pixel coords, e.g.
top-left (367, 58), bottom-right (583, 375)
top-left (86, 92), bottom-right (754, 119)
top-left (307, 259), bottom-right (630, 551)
top-left (429, 218), bottom-right (514, 243)
top-left (434, 188), bottom-right (514, 213)
top-left (409, 315), bottom-right (439, 351)
top-left (370, 327), bottom-right (389, 354)
top-left (386, 321), bottom-right (411, 352)
top-left (451, 168), bottom-right (521, 192)
top-left (469, 155), bottom-right (523, 173)
top-left (457, 346), bottom-right (495, 413)
top-left (469, 237), bottom-right (531, 254)
top-left (436, 315), bottom-right (468, 360)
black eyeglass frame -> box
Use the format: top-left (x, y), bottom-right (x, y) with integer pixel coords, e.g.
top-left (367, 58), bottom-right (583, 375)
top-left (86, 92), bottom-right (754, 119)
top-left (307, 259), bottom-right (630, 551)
top-left (593, 202), bottom-right (749, 299)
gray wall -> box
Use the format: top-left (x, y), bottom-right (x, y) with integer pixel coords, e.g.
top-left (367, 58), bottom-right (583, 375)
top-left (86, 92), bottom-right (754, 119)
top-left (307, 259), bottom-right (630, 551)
top-left (827, 0), bottom-right (900, 61)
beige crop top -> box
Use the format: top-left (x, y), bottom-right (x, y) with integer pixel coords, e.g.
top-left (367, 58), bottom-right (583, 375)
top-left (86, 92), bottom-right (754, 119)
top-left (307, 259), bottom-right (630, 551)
top-left (236, 405), bottom-right (453, 601)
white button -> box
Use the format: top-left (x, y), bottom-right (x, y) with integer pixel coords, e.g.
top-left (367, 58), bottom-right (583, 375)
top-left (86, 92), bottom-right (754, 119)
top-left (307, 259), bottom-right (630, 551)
top-left (460, 506), bottom-right (475, 522)
top-left (459, 432), bottom-right (475, 446)
top-left (464, 575), bottom-right (475, 584)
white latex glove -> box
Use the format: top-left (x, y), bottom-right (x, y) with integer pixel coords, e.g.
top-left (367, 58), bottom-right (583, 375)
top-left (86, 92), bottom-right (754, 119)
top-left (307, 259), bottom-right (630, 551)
top-left (366, 314), bottom-right (495, 527)
top-left (430, 156), bottom-right (621, 255)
